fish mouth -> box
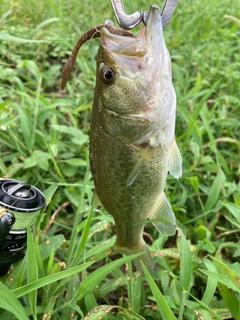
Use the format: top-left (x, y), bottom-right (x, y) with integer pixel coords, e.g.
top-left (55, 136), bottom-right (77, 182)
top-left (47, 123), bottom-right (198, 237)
top-left (100, 5), bottom-right (163, 61)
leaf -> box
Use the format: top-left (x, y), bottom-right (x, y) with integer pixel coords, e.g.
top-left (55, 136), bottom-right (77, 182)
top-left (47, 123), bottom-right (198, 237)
top-left (210, 256), bottom-right (240, 292)
top-left (199, 270), bottom-right (239, 292)
top-left (27, 225), bottom-right (38, 316)
top-left (43, 183), bottom-right (59, 204)
top-left (13, 105), bottom-right (33, 150)
top-left (46, 248), bottom-right (55, 275)
top-left (194, 307), bottom-right (215, 320)
top-left (0, 32), bottom-right (51, 42)
top-left (218, 283), bottom-right (240, 319)
top-left (188, 293), bottom-right (222, 320)
top-left (12, 263), bottom-right (93, 298)
top-left (225, 215), bottom-right (240, 229)
top-left (23, 157), bottom-right (38, 169)
top-left (34, 18), bottom-right (60, 30)
top-left (72, 207), bottom-right (93, 264)
top-left (141, 263), bottom-right (177, 320)
top-left (131, 270), bottom-right (142, 313)
top-left (62, 158), bottom-right (87, 166)
top-left (50, 125), bottom-right (89, 145)
top-left (201, 259), bottom-right (218, 305)
top-left (179, 228), bottom-right (192, 292)
top-left (64, 302), bottom-right (84, 317)
top-left (39, 234), bottom-right (65, 261)
top-left (223, 202), bottom-right (240, 222)
top-left (83, 305), bottom-right (145, 320)
top-left (0, 157), bottom-right (7, 174)
top-left (189, 176), bottom-right (199, 192)
top-left (204, 170), bottom-right (226, 212)
top-left (84, 292), bottom-right (98, 312)
top-left (74, 253), bottom-right (143, 301)
top-left (71, 136), bottom-right (89, 146)
top-left (85, 238), bottom-right (115, 261)
top-left (198, 239), bottom-right (216, 253)
top-left (24, 150), bottom-right (51, 170)
top-left (0, 282), bottom-right (29, 320)
top-left (51, 124), bottom-right (88, 138)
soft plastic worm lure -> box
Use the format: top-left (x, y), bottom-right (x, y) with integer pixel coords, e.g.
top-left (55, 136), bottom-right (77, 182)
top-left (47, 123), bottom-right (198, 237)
top-left (61, 24), bottom-right (134, 90)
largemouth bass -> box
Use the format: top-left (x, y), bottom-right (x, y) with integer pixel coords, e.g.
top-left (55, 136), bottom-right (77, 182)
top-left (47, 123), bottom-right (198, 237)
top-left (61, 5), bottom-right (182, 272)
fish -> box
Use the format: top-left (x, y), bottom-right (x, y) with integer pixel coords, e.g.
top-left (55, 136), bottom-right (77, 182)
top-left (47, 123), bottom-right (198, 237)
top-left (61, 5), bottom-right (182, 273)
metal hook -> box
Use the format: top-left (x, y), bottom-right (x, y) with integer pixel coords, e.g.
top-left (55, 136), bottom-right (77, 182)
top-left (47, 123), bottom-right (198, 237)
top-left (110, 0), bottom-right (179, 30)
top-left (110, 0), bottom-right (144, 30)
top-left (161, 0), bottom-right (179, 30)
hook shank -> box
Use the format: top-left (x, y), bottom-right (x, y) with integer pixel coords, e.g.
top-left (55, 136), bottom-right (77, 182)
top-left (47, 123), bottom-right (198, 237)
top-left (110, 0), bottom-right (143, 30)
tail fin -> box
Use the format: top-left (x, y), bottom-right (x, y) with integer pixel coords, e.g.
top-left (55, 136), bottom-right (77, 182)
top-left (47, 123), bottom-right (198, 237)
top-left (112, 240), bottom-right (154, 274)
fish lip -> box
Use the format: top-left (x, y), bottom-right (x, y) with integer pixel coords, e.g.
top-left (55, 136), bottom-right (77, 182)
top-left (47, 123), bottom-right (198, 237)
top-left (144, 5), bottom-right (163, 54)
top-left (146, 5), bottom-right (162, 27)
top-left (147, 4), bottom-right (161, 22)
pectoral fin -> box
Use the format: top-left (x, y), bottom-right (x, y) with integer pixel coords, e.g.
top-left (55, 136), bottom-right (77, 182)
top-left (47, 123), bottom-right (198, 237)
top-left (127, 147), bottom-right (156, 186)
top-left (91, 190), bottom-right (102, 206)
top-left (127, 154), bottom-right (146, 187)
top-left (168, 138), bottom-right (182, 179)
top-left (152, 192), bottom-right (176, 236)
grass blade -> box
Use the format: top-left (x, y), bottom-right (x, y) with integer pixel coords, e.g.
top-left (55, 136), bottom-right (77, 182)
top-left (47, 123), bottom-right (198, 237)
top-left (0, 32), bottom-right (52, 42)
top-left (201, 259), bottom-right (218, 305)
top-left (83, 305), bottom-right (145, 320)
top-left (218, 283), bottom-right (240, 319)
top-left (199, 269), bottom-right (239, 292)
top-left (72, 206), bottom-right (93, 265)
top-left (203, 170), bottom-right (226, 212)
top-left (223, 202), bottom-right (240, 222)
top-left (74, 253), bottom-right (143, 301)
top-left (14, 104), bottom-right (32, 151)
top-left (141, 262), bottom-right (177, 320)
top-left (210, 256), bottom-right (240, 291)
top-left (27, 225), bottom-right (38, 318)
top-left (189, 293), bottom-right (223, 320)
top-left (0, 282), bottom-right (29, 320)
top-left (178, 228), bottom-right (192, 292)
top-left (12, 262), bottom-right (93, 298)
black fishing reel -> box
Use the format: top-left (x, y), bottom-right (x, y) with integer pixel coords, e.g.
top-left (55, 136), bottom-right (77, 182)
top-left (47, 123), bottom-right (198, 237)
top-left (0, 179), bottom-right (45, 276)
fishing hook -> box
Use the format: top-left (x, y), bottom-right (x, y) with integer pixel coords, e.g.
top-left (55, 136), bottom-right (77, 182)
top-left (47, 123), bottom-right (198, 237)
top-left (110, 0), bottom-right (179, 30)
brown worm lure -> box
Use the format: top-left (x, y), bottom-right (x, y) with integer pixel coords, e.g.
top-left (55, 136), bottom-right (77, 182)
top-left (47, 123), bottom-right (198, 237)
top-left (61, 24), bottom-right (135, 90)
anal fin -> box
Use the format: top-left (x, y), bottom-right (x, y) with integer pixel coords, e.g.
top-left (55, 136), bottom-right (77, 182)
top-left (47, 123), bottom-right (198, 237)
top-left (151, 192), bottom-right (176, 236)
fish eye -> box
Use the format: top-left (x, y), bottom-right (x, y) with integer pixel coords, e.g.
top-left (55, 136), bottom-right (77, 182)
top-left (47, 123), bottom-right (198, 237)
top-left (100, 66), bottom-right (115, 84)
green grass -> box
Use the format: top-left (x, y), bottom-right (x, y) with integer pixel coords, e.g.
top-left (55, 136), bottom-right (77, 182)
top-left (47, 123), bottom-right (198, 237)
top-left (0, 0), bottom-right (240, 318)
